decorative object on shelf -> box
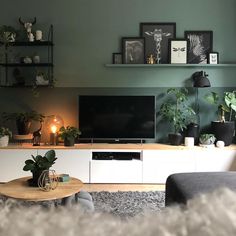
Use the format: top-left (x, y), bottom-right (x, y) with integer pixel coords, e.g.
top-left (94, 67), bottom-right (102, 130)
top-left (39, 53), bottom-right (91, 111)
top-left (159, 88), bottom-right (195, 145)
top-left (2, 110), bottom-right (45, 135)
top-left (35, 72), bottom-right (49, 86)
top-left (146, 54), bottom-right (156, 64)
top-left (0, 127), bottom-right (12, 147)
top-left (32, 122), bottom-right (42, 146)
top-left (122, 37), bottom-right (145, 64)
top-left (184, 137), bottom-right (194, 147)
top-left (0, 25), bottom-right (17, 43)
top-left (38, 169), bottom-right (59, 191)
top-left (58, 174), bottom-right (70, 182)
top-left (199, 133), bottom-right (216, 146)
top-left (208, 52), bottom-right (219, 64)
top-left (184, 30), bottom-right (213, 64)
top-left (45, 115), bottom-right (64, 145)
top-left (19, 17), bottom-right (36, 41)
top-left (216, 140), bottom-right (225, 148)
top-left (33, 54), bottom-right (40, 63)
top-left (169, 39), bottom-right (188, 64)
top-left (35, 30), bottom-right (43, 41)
top-left (23, 149), bottom-right (57, 187)
top-left (112, 53), bottom-right (122, 64)
top-left (204, 90), bottom-right (236, 146)
top-left (140, 22), bottom-right (176, 64)
top-left (58, 126), bottom-right (81, 146)
top-left (29, 33), bottom-right (34, 42)
top-left (22, 56), bottom-right (32, 63)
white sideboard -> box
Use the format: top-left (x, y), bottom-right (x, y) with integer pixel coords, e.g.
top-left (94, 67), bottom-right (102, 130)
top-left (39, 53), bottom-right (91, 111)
top-left (0, 144), bottom-right (236, 184)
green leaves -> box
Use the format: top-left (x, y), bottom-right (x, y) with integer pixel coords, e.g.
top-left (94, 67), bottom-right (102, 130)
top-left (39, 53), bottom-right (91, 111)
top-left (23, 150), bottom-right (57, 173)
top-left (58, 126), bottom-right (81, 140)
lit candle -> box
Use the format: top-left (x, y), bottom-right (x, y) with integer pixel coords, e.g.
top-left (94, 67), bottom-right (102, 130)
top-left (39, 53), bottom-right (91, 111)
top-left (50, 125), bottom-right (58, 145)
top-left (51, 125), bottom-right (57, 133)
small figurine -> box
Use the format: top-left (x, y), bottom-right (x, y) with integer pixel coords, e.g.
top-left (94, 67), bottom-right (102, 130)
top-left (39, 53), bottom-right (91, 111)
top-left (33, 122), bottom-right (42, 146)
top-left (147, 54), bottom-right (156, 64)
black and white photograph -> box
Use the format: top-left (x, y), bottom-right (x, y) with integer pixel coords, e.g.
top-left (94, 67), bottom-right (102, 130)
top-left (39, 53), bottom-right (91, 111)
top-left (185, 31), bottom-right (213, 64)
top-left (140, 22), bottom-right (176, 64)
top-left (112, 53), bottom-right (122, 64)
top-left (122, 37), bottom-right (145, 64)
top-left (208, 52), bottom-right (219, 64)
top-left (169, 39), bottom-right (188, 64)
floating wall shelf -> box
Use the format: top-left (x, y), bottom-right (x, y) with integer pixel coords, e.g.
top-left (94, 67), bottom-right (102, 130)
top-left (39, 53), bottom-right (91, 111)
top-left (105, 63), bottom-right (236, 68)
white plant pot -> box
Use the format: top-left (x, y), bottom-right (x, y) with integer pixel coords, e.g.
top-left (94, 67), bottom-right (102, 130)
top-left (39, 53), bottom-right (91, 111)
top-left (0, 136), bottom-right (9, 147)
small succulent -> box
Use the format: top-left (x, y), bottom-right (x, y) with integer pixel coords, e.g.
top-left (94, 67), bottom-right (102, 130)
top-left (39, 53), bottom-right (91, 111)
top-left (0, 127), bottom-right (12, 138)
top-left (199, 134), bottom-right (216, 145)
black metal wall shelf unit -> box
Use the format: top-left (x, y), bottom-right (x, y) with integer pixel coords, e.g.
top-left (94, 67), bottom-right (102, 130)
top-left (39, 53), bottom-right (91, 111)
top-left (0, 25), bottom-right (54, 88)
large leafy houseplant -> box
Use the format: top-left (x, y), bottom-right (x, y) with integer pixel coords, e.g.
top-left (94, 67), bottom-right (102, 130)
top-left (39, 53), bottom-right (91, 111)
top-left (58, 126), bottom-right (81, 146)
top-left (159, 88), bottom-right (195, 145)
top-left (23, 150), bottom-right (57, 186)
top-left (204, 90), bottom-right (236, 146)
top-left (2, 110), bottom-right (45, 135)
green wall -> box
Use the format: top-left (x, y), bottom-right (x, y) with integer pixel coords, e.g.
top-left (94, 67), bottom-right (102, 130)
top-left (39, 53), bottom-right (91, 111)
top-left (0, 0), bottom-right (236, 142)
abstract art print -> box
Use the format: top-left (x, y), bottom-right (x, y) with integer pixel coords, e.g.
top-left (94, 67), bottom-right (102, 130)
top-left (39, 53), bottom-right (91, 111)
top-left (169, 39), bottom-right (188, 64)
top-left (185, 31), bottom-right (213, 64)
top-left (140, 22), bottom-right (176, 64)
top-left (122, 37), bottom-right (145, 64)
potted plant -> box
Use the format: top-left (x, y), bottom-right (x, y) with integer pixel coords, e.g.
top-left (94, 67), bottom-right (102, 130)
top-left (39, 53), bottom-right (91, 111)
top-left (58, 126), bottom-right (81, 146)
top-left (23, 149), bottom-right (57, 187)
top-left (199, 133), bottom-right (216, 146)
top-left (205, 91), bottom-right (236, 146)
top-left (2, 110), bottom-right (45, 135)
top-left (159, 88), bottom-right (195, 145)
top-left (0, 127), bottom-right (12, 147)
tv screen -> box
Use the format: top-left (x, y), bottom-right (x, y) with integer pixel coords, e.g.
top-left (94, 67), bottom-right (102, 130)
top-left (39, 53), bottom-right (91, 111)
top-left (78, 95), bottom-right (156, 142)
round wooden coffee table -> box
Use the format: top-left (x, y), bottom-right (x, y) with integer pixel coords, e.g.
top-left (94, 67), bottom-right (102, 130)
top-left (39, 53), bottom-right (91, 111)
top-left (0, 176), bottom-right (83, 205)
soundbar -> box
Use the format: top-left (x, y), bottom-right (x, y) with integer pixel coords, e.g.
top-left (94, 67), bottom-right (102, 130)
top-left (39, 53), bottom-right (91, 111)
top-left (92, 152), bottom-right (140, 160)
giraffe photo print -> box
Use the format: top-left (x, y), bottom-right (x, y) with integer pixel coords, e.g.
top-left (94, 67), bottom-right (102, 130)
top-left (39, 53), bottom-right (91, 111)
top-left (140, 22), bottom-right (176, 64)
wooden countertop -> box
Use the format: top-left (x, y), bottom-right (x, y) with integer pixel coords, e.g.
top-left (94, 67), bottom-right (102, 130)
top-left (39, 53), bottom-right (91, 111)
top-left (1, 143), bottom-right (236, 150)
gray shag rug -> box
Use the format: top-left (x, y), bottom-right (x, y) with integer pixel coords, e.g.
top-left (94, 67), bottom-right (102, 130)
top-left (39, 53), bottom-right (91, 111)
top-left (90, 191), bottom-right (165, 217)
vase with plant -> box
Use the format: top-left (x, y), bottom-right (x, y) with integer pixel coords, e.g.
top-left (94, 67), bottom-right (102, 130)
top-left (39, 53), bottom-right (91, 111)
top-left (58, 126), bottom-right (81, 146)
top-left (2, 110), bottom-right (45, 135)
top-left (159, 88), bottom-right (195, 145)
top-left (23, 149), bottom-right (57, 187)
top-left (199, 133), bottom-right (216, 146)
top-left (0, 127), bottom-right (12, 147)
top-left (205, 91), bottom-right (236, 146)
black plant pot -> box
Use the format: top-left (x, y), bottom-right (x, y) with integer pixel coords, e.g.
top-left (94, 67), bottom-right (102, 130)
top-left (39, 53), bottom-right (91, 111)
top-left (64, 137), bottom-right (75, 146)
top-left (28, 170), bottom-right (45, 187)
top-left (168, 133), bottom-right (182, 146)
top-left (16, 120), bottom-right (31, 135)
top-left (211, 121), bottom-right (235, 146)
top-left (186, 123), bottom-right (200, 145)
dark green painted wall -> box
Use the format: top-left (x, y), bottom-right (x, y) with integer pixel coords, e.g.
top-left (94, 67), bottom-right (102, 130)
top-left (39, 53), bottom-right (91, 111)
top-left (0, 0), bottom-right (236, 142)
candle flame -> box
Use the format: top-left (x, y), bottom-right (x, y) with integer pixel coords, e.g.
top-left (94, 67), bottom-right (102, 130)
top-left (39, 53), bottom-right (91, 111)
top-left (51, 125), bottom-right (57, 133)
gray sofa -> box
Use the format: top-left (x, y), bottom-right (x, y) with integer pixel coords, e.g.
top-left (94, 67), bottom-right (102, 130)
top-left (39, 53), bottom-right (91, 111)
top-left (165, 172), bottom-right (236, 206)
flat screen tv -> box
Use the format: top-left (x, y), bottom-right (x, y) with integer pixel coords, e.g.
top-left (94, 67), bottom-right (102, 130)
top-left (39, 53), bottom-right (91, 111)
top-left (78, 95), bottom-right (156, 143)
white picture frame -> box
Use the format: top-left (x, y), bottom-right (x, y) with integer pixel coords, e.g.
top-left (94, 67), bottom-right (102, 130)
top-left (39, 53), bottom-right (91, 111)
top-left (169, 39), bottom-right (188, 64)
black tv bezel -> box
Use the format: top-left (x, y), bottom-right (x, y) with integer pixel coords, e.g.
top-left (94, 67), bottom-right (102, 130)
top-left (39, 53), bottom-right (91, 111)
top-left (78, 95), bottom-right (156, 143)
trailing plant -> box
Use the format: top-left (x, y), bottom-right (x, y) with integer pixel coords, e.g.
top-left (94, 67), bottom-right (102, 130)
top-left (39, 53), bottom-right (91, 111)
top-left (159, 88), bottom-right (196, 134)
top-left (23, 150), bottom-right (57, 173)
top-left (204, 91), bottom-right (236, 122)
top-left (58, 126), bottom-right (81, 140)
top-left (0, 127), bottom-right (12, 138)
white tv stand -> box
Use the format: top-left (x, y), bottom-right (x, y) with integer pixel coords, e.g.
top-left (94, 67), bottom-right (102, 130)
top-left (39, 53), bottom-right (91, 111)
top-left (0, 143), bottom-right (236, 184)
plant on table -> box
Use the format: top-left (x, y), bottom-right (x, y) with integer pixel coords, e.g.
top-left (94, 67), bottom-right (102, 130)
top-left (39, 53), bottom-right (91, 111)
top-left (23, 149), bottom-right (57, 186)
top-left (58, 126), bottom-right (81, 146)
top-left (0, 127), bottom-right (12, 147)
top-left (159, 88), bottom-right (195, 145)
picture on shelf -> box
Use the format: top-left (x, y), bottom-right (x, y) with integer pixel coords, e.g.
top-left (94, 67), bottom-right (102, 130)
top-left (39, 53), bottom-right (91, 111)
top-left (112, 53), bottom-right (122, 64)
top-left (140, 22), bottom-right (176, 64)
top-left (208, 52), bottom-right (219, 64)
top-left (185, 30), bottom-right (213, 64)
top-left (169, 39), bottom-right (188, 64)
top-left (122, 37), bottom-right (145, 64)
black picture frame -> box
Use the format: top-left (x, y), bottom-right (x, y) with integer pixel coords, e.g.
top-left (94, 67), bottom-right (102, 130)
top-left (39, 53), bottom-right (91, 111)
top-left (112, 53), bottom-right (122, 64)
top-left (122, 37), bottom-right (145, 64)
top-left (140, 22), bottom-right (176, 64)
top-left (169, 39), bottom-right (188, 64)
top-left (184, 30), bottom-right (213, 64)
top-left (208, 52), bottom-right (219, 64)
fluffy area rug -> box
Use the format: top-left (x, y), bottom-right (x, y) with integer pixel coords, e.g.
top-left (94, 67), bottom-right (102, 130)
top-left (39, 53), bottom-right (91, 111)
top-left (90, 191), bottom-right (165, 217)
top-left (1, 188), bottom-right (236, 235)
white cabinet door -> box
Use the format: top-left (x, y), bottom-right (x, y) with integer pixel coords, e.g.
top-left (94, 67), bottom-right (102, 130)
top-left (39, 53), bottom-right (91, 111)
top-left (195, 148), bottom-right (236, 172)
top-left (90, 159), bottom-right (142, 183)
top-left (0, 149), bottom-right (37, 182)
top-left (37, 149), bottom-right (91, 183)
top-left (143, 150), bottom-right (196, 184)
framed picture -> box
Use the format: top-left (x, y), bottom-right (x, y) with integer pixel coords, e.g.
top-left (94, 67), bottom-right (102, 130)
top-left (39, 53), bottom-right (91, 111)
top-left (184, 31), bottom-right (213, 64)
top-left (112, 53), bottom-right (122, 64)
top-left (140, 22), bottom-right (176, 64)
top-left (169, 39), bottom-right (188, 64)
top-left (122, 37), bottom-right (145, 64)
top-left (208, 52), bottom-right (219, 64)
